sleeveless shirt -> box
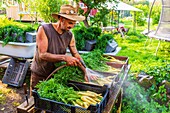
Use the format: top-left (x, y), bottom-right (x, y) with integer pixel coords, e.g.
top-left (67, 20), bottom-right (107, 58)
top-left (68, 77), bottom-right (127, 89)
top-left (31, 23), bottom-right (72, 77)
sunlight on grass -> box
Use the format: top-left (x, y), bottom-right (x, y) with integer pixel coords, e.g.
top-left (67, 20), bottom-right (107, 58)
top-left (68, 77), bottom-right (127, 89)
top-left (114, 20), bottom-right (170, 73)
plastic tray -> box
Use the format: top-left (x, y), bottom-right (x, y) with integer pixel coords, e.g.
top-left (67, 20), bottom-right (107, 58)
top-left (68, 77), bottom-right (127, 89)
top-left (2, 57), bottom-right (30, 87)
top-left (32, 81), bottom-right (109, 113)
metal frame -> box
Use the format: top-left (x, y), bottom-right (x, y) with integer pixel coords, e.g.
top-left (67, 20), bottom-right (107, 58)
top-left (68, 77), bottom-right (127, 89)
top-left (103, 65), bottom-right (131, 113)
top-left (146, 0), bottom-right (170, 56)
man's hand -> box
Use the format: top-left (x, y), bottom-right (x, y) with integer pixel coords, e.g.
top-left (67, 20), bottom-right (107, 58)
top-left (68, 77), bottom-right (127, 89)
top-left (84, 73), bottom-right (89, 82)
top-left (64, 56), bottom-right (81, 66)
top-left (84, 72), bottom-right (98, 82)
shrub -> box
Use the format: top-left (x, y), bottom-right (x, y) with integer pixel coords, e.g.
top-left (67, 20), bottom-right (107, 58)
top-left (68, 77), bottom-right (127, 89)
top-left (95, 33), bottom-right (115, 52)
top-left (72, 24), bottom-right (102, 50)
top-left (0, 17), bottom-right (35, 45)
top-left (151, 5), bottom-right (161, 25)
top-left (131, 4), bottom-right (149, 26)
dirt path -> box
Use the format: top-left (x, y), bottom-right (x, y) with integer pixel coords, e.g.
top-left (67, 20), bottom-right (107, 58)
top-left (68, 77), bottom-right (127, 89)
top-left (0, 65), bottom-right (31, 113)
top-left (0, 80), bottom-right (26, 113)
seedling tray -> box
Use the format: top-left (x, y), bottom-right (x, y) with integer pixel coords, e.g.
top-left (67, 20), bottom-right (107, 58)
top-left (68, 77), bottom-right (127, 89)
top-left (2, 57), bottom-right (30, 87)
top-left (32, 81), bottom-right (109, 113)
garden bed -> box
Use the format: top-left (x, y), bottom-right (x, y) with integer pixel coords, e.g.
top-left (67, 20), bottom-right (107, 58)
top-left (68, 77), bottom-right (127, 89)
top-left (0, 41), bottom-right (36, 58)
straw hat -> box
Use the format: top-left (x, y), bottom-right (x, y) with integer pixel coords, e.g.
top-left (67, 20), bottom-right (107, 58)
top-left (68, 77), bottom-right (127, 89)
top-left (52, 5), bottom-right (85, 21)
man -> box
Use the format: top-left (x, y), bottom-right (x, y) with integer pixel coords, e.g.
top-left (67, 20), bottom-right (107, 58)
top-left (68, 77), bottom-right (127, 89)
top-left (30, 5), bottom-right (88, 96)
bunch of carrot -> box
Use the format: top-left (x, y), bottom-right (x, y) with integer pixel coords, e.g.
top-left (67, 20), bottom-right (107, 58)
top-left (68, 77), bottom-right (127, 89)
top-left (72, 91), bottom-right (103, 108)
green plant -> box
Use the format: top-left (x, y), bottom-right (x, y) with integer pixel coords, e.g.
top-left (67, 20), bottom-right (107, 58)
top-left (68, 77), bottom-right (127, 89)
top-left (73, 0), bottom-right (116, 27)
top-left (0, 85), bottom-right (11, 104)
top-left (72, 24), bottom-right (102, 50)
top-left (112, 19), bottom-right (170, 112)
top-left (151, 4), bottom-right (161, 25)
top-left (0, 25), bottom-right (35, 45)
top-left (86, 26), bottom-right (102, 40)
top-left (115, 29), bottom-right (170, 73)
top-left (122, 80), bottom-right (169, 113)
top-left (81, 49), bottom-right (109, 71)
top-left (20, 0), bottom-right (69, 22)
top-left (131, 4), bottom-right (148, 26)
top-left (146, 64), bottom-right (170, 84)
top-left (95, 33), bottom-right (115, 53)
top-left (0, 93), bottom-right (6, 104)
top-left (151, 85), bottom-right (167, 103)
top-left (72, 23), bottom-right (86, 50)
top-left (0, 17), bottom-right (35, 45)
top-left (35, 78), bottom-right (78, 104)
top-left (90, 7), bottom-right (110, 27)
top-left (53, 66), bottom-right (85, 84)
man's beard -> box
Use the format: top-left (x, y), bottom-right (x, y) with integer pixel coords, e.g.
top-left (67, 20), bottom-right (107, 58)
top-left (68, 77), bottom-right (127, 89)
top-left (61, 27), bottom-right (71, 32)
top-left (61, 29), bottom-right (66, 32)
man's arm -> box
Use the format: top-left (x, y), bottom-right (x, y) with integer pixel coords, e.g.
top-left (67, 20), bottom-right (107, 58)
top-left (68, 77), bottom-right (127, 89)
top-left (68, 35), bottom-right (82, 60)
top-left (69, 35), bottom-right (88, 81)
top-left (36, 26), bottom-right (80, 66)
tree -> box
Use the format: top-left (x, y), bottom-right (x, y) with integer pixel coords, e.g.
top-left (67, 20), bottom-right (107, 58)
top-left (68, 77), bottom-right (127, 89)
top-left (73, 0), bottom-right (117, 27)
top-left (20, 0), bottom-right (68, 23)
top-left (90, 6), bottom-right (110, 27)
top-left (36, 0), bottom-right (69, 22)
top-left (18, 0), bottom-right (38, 23)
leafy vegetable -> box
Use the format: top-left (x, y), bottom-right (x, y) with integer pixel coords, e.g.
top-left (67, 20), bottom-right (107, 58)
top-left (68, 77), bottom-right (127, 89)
top-left (72, 24), bottom-right (102, 50)
top-left (35, 78), bottom-right (78, 104)
top-left (35, 64), bottom-right (85, 104)
top-left (81, 49), bottom-right (109, 71)
top-left (146, 64), bottom-right (170, 83)
top-left (53, 66), bottom-right (85, 84)
top-left (0, 17), bottom-right (35, 45)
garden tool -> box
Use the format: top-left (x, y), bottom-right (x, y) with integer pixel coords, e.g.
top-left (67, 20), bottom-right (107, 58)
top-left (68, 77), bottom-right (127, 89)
top-left (23, 83), bottom-right (29, 107)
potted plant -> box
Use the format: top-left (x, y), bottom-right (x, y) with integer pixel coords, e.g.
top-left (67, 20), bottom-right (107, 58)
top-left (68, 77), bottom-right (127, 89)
top-left (0, 18), bottom-right (36, 58)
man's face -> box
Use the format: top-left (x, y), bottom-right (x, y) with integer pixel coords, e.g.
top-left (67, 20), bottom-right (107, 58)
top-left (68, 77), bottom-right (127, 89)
top-left (60, 17), bottom-right (76, 31)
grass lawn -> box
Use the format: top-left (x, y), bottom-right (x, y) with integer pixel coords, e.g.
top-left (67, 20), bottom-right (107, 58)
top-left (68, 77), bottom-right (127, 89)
top-left (113, 19), bottom-right (170, 113)
top-left (115, 19), bottom-right (169, 72)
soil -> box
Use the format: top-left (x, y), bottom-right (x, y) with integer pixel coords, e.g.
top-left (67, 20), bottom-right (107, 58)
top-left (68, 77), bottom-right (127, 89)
top-left (0, 67), bottom-right (31, 113)
top-left (0, 81), bottom-right (25, 113)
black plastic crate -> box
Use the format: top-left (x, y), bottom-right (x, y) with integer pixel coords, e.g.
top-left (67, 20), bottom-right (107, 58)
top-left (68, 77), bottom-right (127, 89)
top-left (18, 32), bottom-right (36, 43)
top-left (2, 57), bottom-right (30, 87)
top-left (85, 40), bottom-right (96, 51)
top-left (32, 81), bottom-right (109, 113)
top-left (25, 32), bottom-right (36, 43)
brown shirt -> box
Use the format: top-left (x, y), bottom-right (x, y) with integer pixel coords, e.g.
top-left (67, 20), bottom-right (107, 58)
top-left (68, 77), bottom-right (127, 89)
top-left (31, 23), bottom-right (72, 77)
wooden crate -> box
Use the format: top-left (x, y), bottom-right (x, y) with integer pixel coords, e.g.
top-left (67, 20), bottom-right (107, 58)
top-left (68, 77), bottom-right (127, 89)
top-left (17, 96), bottom-right (40, 113)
